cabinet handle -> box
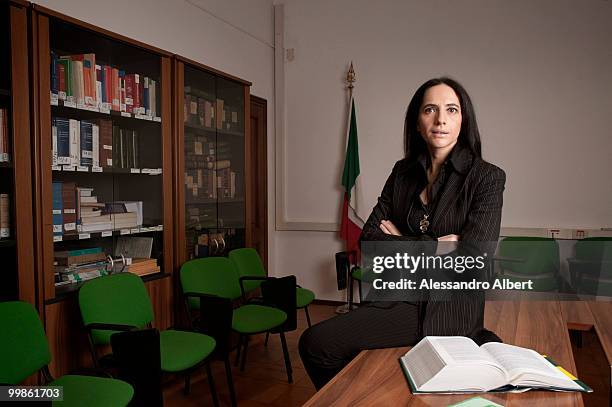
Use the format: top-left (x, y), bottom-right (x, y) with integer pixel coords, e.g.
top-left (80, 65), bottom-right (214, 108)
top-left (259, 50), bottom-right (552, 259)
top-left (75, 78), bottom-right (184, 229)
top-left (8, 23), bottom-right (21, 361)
top-left (212, 238), bottom-right (219, 254)
top-left (219, 237), bottom-right (226, 252)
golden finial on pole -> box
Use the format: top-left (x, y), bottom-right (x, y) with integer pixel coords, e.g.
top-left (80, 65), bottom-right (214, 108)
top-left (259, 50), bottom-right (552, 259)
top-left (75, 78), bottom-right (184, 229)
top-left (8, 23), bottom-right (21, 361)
top-left (346, 62), bottom-right (356, 98)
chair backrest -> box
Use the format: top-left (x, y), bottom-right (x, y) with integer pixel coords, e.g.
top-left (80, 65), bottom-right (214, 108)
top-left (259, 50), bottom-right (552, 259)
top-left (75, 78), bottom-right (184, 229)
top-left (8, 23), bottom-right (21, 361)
top-left (79, 272), bottom-right (154, 345)
top-left (261, 275), bottom-right (297, 332)
top-left (180, 257), bottom-right (242, 310)
top-left (229, 248), bottom-right (266, 292)
top-left (0, 301), bottom-right (51, 384)
top-left (498, 237), bottom-right (560, 274)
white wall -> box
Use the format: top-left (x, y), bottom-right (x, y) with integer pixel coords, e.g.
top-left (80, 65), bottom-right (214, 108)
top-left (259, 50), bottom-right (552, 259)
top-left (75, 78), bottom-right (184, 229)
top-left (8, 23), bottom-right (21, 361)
top-left (276, 0), bottom-right (612, 300)
top-left (32, 0), bottom-right (282, 276)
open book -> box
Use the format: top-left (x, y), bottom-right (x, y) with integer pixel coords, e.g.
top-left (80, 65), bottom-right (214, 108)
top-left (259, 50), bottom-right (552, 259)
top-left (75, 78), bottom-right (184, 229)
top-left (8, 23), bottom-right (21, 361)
top-left (400, 336), bottom-right (592, 394)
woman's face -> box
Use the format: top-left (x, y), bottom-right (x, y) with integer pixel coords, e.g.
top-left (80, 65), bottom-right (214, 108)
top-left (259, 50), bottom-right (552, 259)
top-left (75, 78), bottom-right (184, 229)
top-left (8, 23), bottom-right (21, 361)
top-left (417, 84), bottom-right (462, 152)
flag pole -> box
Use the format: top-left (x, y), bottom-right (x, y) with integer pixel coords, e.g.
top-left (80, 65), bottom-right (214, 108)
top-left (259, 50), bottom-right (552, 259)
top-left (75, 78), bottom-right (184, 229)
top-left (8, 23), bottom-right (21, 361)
top-left (336, 62), bottom-right (358, 315)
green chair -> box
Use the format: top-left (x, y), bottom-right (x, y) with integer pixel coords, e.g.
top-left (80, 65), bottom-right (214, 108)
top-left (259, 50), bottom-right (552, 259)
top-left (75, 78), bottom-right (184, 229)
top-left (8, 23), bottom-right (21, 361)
top-left (78, 272), bottom-right (219, 406)
top-left (569, 237), bottom-right (612, 296)
top-left (180, 257), bottom-right (294, 384)
top-left (496, 237), bottom-right (561, 292)
top-left (229, 248), bottom-right (315, 326)
top-left (0, 301), bottom-right (133, 407)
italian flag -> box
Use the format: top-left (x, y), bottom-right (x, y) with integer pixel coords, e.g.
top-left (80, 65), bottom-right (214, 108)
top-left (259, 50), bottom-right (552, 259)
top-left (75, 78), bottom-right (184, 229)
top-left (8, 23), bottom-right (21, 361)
top-left (340, 97), bottom-right (365, 257)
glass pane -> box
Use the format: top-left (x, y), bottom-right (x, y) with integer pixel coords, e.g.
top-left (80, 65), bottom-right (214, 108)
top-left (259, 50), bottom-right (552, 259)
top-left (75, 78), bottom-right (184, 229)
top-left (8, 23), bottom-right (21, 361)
top-left (216, 77), bottom-right (245, 253)
top-left (184, 65), bottom-right (218, 259)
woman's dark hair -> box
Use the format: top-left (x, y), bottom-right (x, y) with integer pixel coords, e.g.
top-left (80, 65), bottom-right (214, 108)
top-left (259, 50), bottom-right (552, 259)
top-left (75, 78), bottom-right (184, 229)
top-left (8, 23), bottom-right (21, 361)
top-left (404, 77), bottom-right (481, 160)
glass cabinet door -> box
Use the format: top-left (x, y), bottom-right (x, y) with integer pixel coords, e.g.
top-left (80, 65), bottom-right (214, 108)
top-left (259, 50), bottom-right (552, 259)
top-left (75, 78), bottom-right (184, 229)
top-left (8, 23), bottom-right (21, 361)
top-left (182, 66), bottom-right (246, 260)
top-left (47, 17), bottom-right (166, 297)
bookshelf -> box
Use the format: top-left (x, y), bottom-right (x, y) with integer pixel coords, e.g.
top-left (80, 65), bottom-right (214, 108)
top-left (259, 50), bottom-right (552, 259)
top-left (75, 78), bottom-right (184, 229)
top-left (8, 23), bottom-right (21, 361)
top-left (32, 5), bottom-right (173, 376)
top-left (173, 56), bottom-right (251, 271)
top-left (0, 0), bottom-right (36, 305)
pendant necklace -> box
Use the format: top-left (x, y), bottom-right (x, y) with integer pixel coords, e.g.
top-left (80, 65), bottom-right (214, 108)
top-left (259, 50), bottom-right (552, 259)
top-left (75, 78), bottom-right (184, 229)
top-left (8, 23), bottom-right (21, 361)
top-left (419, 185), bottom-right (431, 233)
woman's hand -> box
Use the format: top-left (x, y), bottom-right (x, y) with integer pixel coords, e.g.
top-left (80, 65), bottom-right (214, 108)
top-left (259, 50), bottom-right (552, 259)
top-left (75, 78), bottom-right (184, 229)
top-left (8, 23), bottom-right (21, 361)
top-left (379, 220), bottom-right (402, 236)
top-left (438, 234), bottom-right (460, 241)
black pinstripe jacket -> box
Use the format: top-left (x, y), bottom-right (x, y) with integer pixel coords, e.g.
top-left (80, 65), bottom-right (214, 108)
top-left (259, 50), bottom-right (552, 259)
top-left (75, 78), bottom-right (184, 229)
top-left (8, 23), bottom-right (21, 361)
top-left (360, 144), bottom-right (506, 339)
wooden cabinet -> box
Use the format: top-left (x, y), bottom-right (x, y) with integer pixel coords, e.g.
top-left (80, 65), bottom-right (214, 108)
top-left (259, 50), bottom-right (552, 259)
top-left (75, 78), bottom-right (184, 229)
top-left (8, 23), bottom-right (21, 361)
top-left (0, 0), bottom-right (35, 306)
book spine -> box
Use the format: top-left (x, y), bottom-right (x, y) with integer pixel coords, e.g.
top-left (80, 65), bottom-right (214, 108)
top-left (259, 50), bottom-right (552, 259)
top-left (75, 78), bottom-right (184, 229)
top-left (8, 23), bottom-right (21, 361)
top-left (95, 64), bottom-right (102, 107)
top-left (119, 70), bottom-right (126, 112)
top-left (125, 74), bottom-right (134, 113)
top-left (150, 79), bottom-right (156, 117)
top-left (62, 182), bottom-right (76, 234)
top-left (133, 74), bottom-right (140, 114)
top-left (92, 123), bottom-right (99, 167)
top-left (111, 67), bottom-right (120, 111)
top-left (132, 130), bottom-right (139, 168)
top-left (80, 121), bottom-right (93, 166)
top-left (52, 118), bottom-right (58, 166)
top-left (50, 51), bottom-right (58, 94)
top-left (0, 193), bottom-right (9, 238)
top-left (143, 77), bottom-right (150, 116)
top-left (112, 125), bottom-right (120, 168)
top-left (68, 119), bottom-right (79, 166)
top-left (71, 60), bottom-right (84, 106)
top-left (99, 119), bottom-right (112, 168)
top-left (55, 117), bottom-right (70, 165)
top-left (52, 182), bottom-right (63, 236)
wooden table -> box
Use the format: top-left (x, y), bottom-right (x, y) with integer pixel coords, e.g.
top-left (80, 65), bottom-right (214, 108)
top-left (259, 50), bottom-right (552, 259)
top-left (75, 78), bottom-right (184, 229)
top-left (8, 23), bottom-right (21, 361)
top-left (304, 300), bottom-right (585, 407)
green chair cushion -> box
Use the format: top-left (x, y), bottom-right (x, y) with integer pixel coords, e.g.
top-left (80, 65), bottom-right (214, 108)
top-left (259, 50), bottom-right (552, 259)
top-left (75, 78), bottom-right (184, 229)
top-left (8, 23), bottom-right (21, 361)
top-left (51, 374), bottom-right (133, 407)
top-left (159, 330), bottom-right (216, 373)
top-left (296, 287), bottom-right (315, 308)
top-left (232, 304), bottom-right (287, 334)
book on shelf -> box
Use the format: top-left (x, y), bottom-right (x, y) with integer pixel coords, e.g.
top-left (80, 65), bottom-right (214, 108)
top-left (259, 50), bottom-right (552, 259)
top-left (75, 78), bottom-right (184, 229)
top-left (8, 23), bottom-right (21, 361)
top-left (50, 51), bottom-right (159, 118)
top-left (0, 193), bottom-right (10, 238)
top-left (400, 336), bottom-right (592, 394)
top-left (114, 236), bottom-right (153, 259)
top-left (0, 108), bottom-right (11, 162)
top-left (55, 247), bottom-right (106, 266)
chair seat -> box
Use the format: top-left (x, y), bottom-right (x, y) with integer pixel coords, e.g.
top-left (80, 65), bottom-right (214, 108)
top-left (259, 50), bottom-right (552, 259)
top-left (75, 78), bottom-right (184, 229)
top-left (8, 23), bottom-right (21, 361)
top-left (51, 374), bottom-right (133, 407)
top-left (159, 329), bottom-right (216, 372)
top-left (232, 304), bottom-right (287, 334)
top-left (296, 287), bottom-right (315, 308)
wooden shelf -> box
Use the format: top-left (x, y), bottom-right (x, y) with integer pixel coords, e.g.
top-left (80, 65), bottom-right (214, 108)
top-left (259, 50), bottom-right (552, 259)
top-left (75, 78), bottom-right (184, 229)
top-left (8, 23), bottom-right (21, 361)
top-left (184, 122), bottom-right (243, 137)
top-left (51, 165), bottom-right (162, 175)
top-left (53, 224), bottom-right (164, 243)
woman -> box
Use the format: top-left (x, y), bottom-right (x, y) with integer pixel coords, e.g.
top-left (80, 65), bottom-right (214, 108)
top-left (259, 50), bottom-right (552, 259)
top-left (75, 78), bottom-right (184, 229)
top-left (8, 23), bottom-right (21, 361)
top-left (299, 77), bottom-right (506, 390)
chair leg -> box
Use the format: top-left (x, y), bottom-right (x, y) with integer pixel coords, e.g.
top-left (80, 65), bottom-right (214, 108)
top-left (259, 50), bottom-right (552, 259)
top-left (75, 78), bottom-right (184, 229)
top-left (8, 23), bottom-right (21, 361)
top-left (348, 275), bottom-right (354, 310)
top-left (183, 373), bottom-right (191, 396)
top-left (279, 331), bottom-right (293, 383)
top-left (264, 331), bottom-right (270, 346)
top-left (224, 356), bottom-right (237, 407)
top-left (234, 334), bottom-right (243, 367)
top-left (358, 280), bottom-right (363, 304)
top-left (304, 306), bottom-right (312, 327)
top-left (205, 362), bottom-right (219, 407)
top-left (240, 335), bottom-right (250, 372)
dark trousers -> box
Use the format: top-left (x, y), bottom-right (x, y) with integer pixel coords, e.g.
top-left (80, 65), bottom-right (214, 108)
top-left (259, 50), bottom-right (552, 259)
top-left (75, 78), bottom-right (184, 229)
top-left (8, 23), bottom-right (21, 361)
top-left (298, 302), bottom-right (420, 390)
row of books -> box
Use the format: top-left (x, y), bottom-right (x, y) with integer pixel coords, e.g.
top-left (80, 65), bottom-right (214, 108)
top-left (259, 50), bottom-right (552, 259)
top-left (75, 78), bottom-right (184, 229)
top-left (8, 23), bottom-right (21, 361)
top-left (0, 193), bottom-right (9, 238)
top-left (52, 117), bottom-right (142, 169)
top-left (54, 247), bottom-right (159, 285)
top-left (184, 93), bottom-right (240, 132)
top-left (52, 182), bottom-right (143, 235)
top-left (185, 167), bottom-right (237, 200)
top-left (51, 52), bottom-right (158, 116)
top-left (0, 108), bottom-right (11, 162)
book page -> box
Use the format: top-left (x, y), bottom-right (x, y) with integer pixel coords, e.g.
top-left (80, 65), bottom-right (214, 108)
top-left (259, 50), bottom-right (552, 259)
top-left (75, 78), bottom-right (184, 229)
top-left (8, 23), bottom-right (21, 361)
top-left (430, 337), bottom-right (500, 366)
top-left (402, 337), bottom-right (447, 388)
top-left (481, 342), bottom-right (581, 390)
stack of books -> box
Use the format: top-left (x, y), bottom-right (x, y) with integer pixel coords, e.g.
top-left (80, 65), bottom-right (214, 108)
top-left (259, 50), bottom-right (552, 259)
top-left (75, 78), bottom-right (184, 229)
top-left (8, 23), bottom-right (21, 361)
top-left (54, 247), bottom-right (109, 285)
top-left (52, 117), bottom-right (113, 169)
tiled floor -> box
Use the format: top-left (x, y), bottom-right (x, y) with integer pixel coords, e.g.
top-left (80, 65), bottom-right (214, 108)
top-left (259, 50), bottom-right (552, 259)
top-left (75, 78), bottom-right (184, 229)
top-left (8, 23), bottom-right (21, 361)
top-left (164, 304), bottom-right (337, 407)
